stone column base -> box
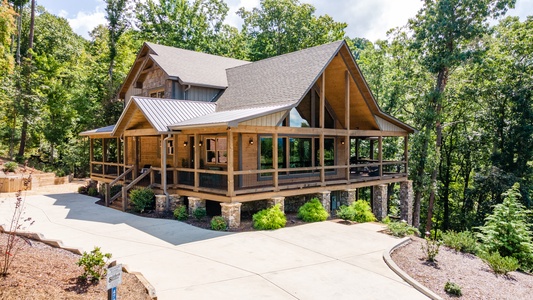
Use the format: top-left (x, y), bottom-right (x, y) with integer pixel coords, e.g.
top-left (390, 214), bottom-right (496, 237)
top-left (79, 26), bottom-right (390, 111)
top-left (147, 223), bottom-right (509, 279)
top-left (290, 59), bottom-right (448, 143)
top-left (221, 202), bottom-right (242, 229)
top-left (316, 191), bottom-right (331, 213)
top-left (155, 195), bottom-right (167, 213)
top-left (169, 194), bottom-right (183, 212)
top-left (372, 184), bottom-right (388, 221)
top-left (341, 189), bottom-right (356, 206)
top-left (188, 196), bottom-right (205, 216)
top-left (400, 181), bottom-right (414, 225)
top-left (267, 196), bottom-right (285, 212)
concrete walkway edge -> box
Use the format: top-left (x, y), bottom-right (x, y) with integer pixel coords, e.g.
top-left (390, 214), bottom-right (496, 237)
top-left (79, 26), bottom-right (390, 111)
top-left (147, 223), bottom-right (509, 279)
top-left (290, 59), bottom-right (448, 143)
top-left (0, 225), bottom-right (157, 299)
top-left (382, 237), bottom-right (443, 300)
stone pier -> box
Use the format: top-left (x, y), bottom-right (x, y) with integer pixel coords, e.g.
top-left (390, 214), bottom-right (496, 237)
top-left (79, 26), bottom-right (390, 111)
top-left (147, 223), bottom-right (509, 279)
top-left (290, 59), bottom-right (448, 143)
top-left (372, 184), bottom-right (388, 221)
top-left (221, 202), bottom-right (242, 229)
top-left (341, 189), bottom-right (356, 206)
top-left (155, 195), bottom-right (167, 213)
top-left (400, 180), bottom-right (414, 225)
top-left (316, 191), bottom-right (331, 213)
top-left (267, 196), bottom-right (285, 212)
top-left (188, 196), bottom-right (205, 216)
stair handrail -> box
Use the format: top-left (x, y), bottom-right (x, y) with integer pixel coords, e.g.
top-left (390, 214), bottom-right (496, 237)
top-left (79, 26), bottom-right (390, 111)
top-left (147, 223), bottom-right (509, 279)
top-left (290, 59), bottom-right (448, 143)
top-left (121, 168), bottom-right (153, 211)
top-left (105, 166), bottom-right (134, 206)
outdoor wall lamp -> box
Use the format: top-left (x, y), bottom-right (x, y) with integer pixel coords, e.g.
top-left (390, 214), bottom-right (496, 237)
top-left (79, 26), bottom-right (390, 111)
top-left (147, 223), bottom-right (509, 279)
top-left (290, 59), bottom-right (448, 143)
top-left (341, 139), bottom-right (345, 145)
top-left (249, 138), bottom-right (254, 145)
top-left (183, 141), bottom-right (188, 147)
top-left (199, 141), bottom-right (203, 147)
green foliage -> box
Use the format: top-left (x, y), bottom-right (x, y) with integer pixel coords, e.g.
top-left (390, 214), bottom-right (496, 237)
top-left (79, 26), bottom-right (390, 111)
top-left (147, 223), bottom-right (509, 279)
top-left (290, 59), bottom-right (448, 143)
top-left (441, 231), bottom-right (478, 254)
top-left (253, 204), bottom-right (286, 230)
top-left (479, 252), bottom-right (519, 275)
top-left (444, 281), bottom-right (462, 296)
top-left (76, 246), bottom-right (112, 282)
top-left (477, 184), bottom-right (533, 271)
top-left (2, 161), bottom-right (17, 172)
top-left (87, 187), bottom-right (98, 197)
top-left (78, 186), bottom-right (87, 194)
top-left (173, 205), bottom-right (188, 221)
top-left (421, 238), bottom-right (442, 262)
top-left (336, 200), bottom-right (376, 223)
top-left (297, 198), bottom-right (329, 222)
top-left (386, 221), bottom-right (420, 238)
top-left (110, 184), bottom-right (122, 197)
top-left (210, 216), bottom-right (227, 231)
top-left (192, 207), bottom-right (206, 220)
top-left (129, 187), bottom-right (155, 213)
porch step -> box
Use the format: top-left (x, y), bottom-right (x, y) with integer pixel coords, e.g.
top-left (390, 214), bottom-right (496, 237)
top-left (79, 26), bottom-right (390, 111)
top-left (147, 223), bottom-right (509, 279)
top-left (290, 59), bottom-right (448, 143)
top-left (109, 198), bottom-right (124, 211)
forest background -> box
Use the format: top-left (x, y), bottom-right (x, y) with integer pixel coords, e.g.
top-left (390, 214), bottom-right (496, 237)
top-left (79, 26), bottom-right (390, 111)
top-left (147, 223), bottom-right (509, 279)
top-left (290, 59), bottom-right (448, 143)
top-left (0, 0), bottom-right (531, 233)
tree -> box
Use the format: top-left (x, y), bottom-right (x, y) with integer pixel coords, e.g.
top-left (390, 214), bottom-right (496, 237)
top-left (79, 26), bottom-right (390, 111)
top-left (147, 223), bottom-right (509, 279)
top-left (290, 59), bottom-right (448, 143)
top-left (105, 0), bottom-right (129, 94)
top-left (0, 0), bottom-right (15, 75)
top-left (237, 0), bottom-right (346, 61)
top-left (409, 0), bottom-right (516, 231)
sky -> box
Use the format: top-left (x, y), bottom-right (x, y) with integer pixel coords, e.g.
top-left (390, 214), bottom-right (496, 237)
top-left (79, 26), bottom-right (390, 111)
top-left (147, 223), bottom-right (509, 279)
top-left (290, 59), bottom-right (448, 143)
top-left (37, 0), bottom-right (533, 42)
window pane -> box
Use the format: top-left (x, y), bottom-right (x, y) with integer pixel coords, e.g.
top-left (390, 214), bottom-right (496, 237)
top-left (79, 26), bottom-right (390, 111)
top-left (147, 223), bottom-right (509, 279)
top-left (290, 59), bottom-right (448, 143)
top-left (315, 138), bottom-right (335, 166)
top-left (218, 151), bottom-right (227, 163)
top-left (217, 138), bottom-right (227, 151)
top-left (290, 138), bottom-right (312, 168)
top-left (260, 137), bottom-right (273, 170)
top-left (278, 137), bottom-right (286, 169)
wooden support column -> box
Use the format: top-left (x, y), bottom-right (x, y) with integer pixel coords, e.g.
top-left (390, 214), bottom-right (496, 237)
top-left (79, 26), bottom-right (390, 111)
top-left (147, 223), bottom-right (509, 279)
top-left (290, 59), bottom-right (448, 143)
top-left (102, 139), bottom-right (107, 176)
top-left (89, 138), bottom-right (94, 174)
top-left (227, 129), bottom-right (235, 197)
top-left (173, 135), bottom-right (178, 185)
top-left (273, 133), bottom-right (279, 191)
top-left (378, 136), bottom-right (383, 177)
top-left (133, 137), bottom-right (138, 179)
top-left (320, 73), bottom-right (325, 185)
top-left (117, 137), bottom-right (122, 175)
top-left (194, 133), bottom-right (199, 192)
top-left (344, 70), bottom-right (351, 181)
top-left (404, 135), bottom-right (409, 174)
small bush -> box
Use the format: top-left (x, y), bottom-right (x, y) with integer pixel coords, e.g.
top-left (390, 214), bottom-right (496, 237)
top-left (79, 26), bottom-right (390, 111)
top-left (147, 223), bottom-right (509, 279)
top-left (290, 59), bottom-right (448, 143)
top-left (211, 216), bottom-right (227, 231)
top-left (87, 187), bottom-right (99, 197)
top-left (129, 187), bottom-right (155, 213)
top-left (253, 204), bottom-right (286, 230)
top-left (78, 186), bottom-right (87, 194)
top-left (444, 281), bottom-right (462, 296)
top-left (76, 246), bottom-right (112, 282)
top-left (336, 200), bottom-right (376, 223)
top-left (173, 205), bottom-right (188, 221)
top-left (2, 161), bottom-right (18, 172)
top-left (193, 207), bottom-right (207, 220)
top-left (480, 252), bottom-right (519, 275)
top-left (442, 230), bottom-right (478, 254)
top-left (110, 184), bottom-right (123, 197)
top-left (298, 198), bottom-right (329, 222)
top-left (386, 221), bottom-right (420, 237)
top-left (421, 238), bottom-right (442, 262)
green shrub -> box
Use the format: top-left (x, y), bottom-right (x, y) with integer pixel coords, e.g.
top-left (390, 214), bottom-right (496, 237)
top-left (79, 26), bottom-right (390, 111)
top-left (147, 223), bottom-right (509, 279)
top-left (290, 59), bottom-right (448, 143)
top-left (129, 187), bottom-right (155, 213)
top-left (298, 198), bottom-right (329, 222)
top-left (193, 207), bottom-right (207, 220)
top-left (78, 186), bottom-right (87, 194)
top-left (173, 205), bottom-right (188, 221)
top-left (479, 252), bottom-right (519, 275)
top-left (421, 238), bottom-right (442, 262)
top-left (2, 161), bottom-right (18, 172)
top-left (444, 281), bottom-right (462, 296)
top-left (110, 184), bottom-right (123, 197)
top-left (442, 230), bottom-right (478, 254)
top-left (211, 216), bottom-right (227, 231)
top-left (253, 204), bottom-right (286, 230)
top-left (87, 187), bottom-right (99, 197)
top-left (477, 183), bottom-right (533, 271)
top-left (336, 200), bottom-right (376, 223)
top-left (76, 246), bottom-right (112, 282)
top-left (386, 221), bottom-right (420, 237)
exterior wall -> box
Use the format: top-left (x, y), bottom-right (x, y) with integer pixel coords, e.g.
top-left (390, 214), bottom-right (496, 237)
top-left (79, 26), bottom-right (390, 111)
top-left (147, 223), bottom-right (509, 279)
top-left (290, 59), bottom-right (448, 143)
top-left (241, 111), bottom-right (286, 126)
top-left (125, 85), bottom-right (142, 106)
top-left (186, 86), bottom-right (221, 102)
top-left (142, 68), bottom-right (166, 97)
top-left (139, 136), bottom-right (160, 167)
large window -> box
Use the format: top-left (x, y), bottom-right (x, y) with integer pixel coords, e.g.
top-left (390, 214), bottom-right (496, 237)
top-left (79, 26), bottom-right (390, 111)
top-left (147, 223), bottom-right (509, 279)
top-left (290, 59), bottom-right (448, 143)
top-left (206, 137), bottom-right (227, 164)
top-left (259, 135), bottom-right (335, 176)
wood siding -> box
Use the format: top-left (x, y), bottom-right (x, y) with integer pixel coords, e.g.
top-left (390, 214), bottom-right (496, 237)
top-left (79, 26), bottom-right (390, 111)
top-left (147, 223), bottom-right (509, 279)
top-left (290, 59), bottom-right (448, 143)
top-left (242, 111), bottom-right (286, 126)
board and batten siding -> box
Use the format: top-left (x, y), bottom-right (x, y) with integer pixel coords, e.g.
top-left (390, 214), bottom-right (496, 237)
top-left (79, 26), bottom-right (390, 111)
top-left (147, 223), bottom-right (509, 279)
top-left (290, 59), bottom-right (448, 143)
top-left (241, 111), bottom-right (287, 127)
top-left (125, 85), bottom-right (142, 106)
top-left (375, 116), bottom-right (406, 132)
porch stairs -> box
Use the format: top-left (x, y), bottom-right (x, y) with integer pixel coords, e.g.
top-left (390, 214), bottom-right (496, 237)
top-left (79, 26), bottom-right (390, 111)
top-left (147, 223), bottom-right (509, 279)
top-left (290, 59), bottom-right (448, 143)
top-left (105, 167), bottom-right (155, 211)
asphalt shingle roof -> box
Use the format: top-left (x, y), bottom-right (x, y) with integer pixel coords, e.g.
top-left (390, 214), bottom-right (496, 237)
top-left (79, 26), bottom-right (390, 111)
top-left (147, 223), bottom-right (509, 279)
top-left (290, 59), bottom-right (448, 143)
top-left (216, 41), bottom-right (344, 111)
top-left (147, 43), bottom-right (250, 88)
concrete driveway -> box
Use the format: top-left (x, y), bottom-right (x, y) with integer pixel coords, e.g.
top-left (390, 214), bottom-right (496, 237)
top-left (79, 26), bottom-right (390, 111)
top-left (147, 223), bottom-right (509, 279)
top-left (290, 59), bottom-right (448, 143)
top-left (0, 191), bottom-right (427, 300)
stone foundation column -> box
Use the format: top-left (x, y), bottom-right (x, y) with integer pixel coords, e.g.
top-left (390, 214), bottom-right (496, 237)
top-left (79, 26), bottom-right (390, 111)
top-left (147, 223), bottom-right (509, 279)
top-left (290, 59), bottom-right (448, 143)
top-left (316, 191), bottom-right (331, 213)
top-left (221, 202), bottom-right (242, 229)
top-left (341, 189), bottom-right (356, 206)
top-left (155, 195), bottom-right (167, 213)
top-left (169, 194), bottom-right (183, 212)
top-left (372, 184), bottom-right (388, 221)
top-left (188, 196), bottom-right (205, 215)
top-left (400, 180), bottom-right (414, 225)
top-left (267, 196), bottom-right (285, 212)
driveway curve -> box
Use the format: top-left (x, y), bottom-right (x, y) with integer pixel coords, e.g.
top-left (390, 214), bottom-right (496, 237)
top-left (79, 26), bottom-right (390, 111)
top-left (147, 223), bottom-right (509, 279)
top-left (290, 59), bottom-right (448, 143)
top-left (0, 191), bottom-right (428, 299)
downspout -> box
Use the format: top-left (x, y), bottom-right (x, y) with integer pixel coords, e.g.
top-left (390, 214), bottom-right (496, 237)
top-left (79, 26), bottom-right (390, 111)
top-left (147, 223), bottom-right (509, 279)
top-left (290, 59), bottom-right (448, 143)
top-left (162, 134), bottom-right (172, 208)
top-left (183, 84), bottom-right (191, 99)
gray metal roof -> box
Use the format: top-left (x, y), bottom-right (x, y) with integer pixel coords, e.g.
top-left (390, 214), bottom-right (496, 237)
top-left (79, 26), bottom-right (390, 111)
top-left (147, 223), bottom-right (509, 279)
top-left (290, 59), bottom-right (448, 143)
top-left (216, 41), bottom-right (344, 111)
top-left (79, 125), bottom-right (115, 136)
top-left (131, 97), bottom-right (216, 132)
top-left (147, 43), bottom-right (250, 88)
top-left (169, 104), bottom-right (293, 130)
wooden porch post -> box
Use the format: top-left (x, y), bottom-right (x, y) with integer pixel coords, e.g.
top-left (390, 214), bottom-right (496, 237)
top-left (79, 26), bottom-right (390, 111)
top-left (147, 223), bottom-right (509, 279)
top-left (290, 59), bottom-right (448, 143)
top-left (117, 137), bottom-right (121, 175)
top-left (378, 136), bottom-right (383, 177)
top-left (320, 72), bottom-right (325, 185)
top-left (133, 137), bottom-right (138, 179)
top-left (344, 70), bottom-right (351, 181)
top-left (404, 135), bottom-right (409, 174)
top-left (123, 136), bottom-right (128, 176)
top-left (102, 138), bottom-right (107, 176)
top-left (89, 138), bottom-right (93, 175)
top-left (173, 135), bottom-right (178, 185)
top-left (194, 133), bottom-right (199, 192)
top-left (273, 133), bottom-right (279, 191)
top-left (227, 129), bottom-right (235, 196)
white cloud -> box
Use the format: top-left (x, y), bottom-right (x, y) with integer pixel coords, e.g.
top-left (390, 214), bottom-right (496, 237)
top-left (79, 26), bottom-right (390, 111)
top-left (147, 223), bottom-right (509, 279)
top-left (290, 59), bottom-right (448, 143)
top-left (225, 0), bottom-right (259, 29)
top-left (58, 9), bottom-right (68, 18)
top-left (67, 5), bottom-right (106, 39)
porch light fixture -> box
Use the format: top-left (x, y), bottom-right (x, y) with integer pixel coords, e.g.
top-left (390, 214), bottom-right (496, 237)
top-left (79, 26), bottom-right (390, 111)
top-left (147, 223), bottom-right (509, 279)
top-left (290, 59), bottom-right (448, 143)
top-left (183, 141), bottom-right (188, 147)
top-left (341, 139), bottom-right (345, 145)
top-left (199, 141), bottom-right (203, 147)
top-left (249, 138), bottom-right (254, 145)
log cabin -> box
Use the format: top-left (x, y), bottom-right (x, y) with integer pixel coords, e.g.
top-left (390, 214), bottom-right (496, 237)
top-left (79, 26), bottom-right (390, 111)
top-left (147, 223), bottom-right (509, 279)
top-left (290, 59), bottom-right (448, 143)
top-left (80, 40), bottom-right (415, 228)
